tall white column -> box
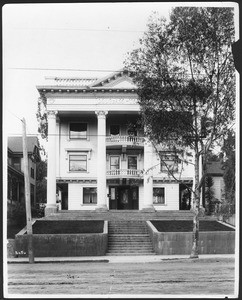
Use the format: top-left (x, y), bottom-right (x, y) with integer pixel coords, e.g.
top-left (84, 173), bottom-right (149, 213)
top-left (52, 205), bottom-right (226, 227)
top-left (95, 110), bottom-right (108, 211)
top-left (45, 111), bottom-right (58, 216)
top-left (143, 139), bottom-right (155, 211)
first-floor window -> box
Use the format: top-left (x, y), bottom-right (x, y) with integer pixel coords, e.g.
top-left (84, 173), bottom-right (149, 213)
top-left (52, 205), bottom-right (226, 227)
top-left (83, 187), bottom-right (97, 204)
top-left (153, 188), bottom-right (165, 204)
top-left (69, 155), bottom-right (87, 172)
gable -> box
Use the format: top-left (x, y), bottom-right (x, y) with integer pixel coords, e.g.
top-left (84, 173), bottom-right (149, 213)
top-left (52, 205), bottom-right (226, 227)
top-left (92, 69), bottom-right (137, 89)
top-left (102, 76), bottom-right (137, 89)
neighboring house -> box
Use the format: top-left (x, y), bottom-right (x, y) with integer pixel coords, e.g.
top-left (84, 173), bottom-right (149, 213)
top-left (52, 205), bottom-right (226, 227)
top-left (37, 69), bottom-right (196, 215)
top-left (8, 136), bottom-right (41, 207)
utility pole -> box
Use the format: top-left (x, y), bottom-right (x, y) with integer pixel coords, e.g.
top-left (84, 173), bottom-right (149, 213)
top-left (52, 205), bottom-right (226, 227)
top-left (22, 118), bottom-right (34, 263)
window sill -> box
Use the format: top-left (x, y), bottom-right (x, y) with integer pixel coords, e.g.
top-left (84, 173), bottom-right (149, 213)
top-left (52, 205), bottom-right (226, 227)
top-left (81, 203), bottom-right (97, 206)
top-left (153, 203), bottom-right (166, 206)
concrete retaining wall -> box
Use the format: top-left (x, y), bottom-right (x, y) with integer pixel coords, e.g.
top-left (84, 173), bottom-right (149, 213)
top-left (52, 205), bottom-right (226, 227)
top-left (146, 221), bottom-right (235, 255)
top-left (15, 221), bottom-right (108, 257)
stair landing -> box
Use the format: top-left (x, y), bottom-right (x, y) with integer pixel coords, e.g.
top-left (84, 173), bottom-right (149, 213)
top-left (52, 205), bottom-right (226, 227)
top-left (43, 210), bottom-right (199, 221)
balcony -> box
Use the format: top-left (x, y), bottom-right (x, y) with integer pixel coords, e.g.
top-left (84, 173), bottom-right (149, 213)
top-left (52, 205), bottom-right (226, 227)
top-left (106, 169), bottom-right (143, 178)
top-left (106, 135), bottom-right (144, 149)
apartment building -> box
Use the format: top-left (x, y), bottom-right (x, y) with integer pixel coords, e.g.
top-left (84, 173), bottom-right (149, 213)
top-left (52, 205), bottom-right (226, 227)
top-left (37, 70), bottom-right (195, 215)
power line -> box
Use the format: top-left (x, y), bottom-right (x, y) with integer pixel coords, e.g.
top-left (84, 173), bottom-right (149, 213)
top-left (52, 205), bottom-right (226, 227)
top-left (8, 67), bottom-right (233, 77)
top-left (9, 27), bottom-right (145, 33)
top-left (9, 67), bottom-right (123, 72)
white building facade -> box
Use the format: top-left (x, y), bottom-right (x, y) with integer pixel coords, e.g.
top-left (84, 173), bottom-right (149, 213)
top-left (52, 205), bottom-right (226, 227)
top-left (37, 70), bottom-right (195, 215)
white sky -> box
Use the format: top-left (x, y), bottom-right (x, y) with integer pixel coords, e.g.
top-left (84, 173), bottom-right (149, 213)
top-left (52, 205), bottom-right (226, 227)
top-left (3, 2), bottom-right (239, 147)
top-left (3, 2), bottom-right (173, 141)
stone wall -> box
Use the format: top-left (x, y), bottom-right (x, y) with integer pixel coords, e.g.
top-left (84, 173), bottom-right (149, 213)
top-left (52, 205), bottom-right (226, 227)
top-left (147, 221), bottom-right (235, 255)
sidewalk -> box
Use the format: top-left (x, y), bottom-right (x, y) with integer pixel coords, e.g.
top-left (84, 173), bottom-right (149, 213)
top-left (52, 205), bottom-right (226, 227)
top-left (7, 254), bottom-right (234, 264)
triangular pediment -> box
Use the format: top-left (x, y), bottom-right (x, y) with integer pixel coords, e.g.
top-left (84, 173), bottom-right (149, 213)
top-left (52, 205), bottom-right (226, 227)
top-left (92, 69), bottom-right (137, 89)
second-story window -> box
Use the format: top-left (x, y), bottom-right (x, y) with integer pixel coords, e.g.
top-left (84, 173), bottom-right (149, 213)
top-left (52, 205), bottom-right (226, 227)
top-left (30, 167), bottom-right (35, 179)
top-left (12, 157), bottom-right (21, 171)
top-left (70, 123), bottom-right (87, 139)
top-left (69, 155), bottom-right (87, 172)
top-left (160, 152), bottom-right (179, 172)
top-left (110, 125), bottom-right (120, 136)
top-left (110, 156), bottom-right (120, 170)
top-left (128, 156), bottom-right (137, 170)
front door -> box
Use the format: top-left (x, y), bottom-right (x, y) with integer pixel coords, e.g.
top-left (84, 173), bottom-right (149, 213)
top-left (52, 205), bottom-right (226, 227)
top-left (109, 186), bottom-right (139, 210)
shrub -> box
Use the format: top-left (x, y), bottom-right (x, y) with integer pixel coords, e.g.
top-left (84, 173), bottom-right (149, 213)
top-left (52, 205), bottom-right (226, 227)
top-left (8, 203), bottom-right (26, 227)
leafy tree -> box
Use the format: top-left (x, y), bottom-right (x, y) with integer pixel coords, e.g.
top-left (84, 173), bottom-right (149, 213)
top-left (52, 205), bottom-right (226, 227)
top-left (36, 160), bottom-right (47, 204)
top-left (221, 129), bottom-right (235, 217)
top-left (125, 7), bottom-right (235, 257)
top-left (204, 176), bottom-right (216, 215)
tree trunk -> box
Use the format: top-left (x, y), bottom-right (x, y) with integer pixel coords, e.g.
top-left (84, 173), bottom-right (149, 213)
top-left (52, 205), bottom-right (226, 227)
top-left (190, 152), bottom-right (200, 258)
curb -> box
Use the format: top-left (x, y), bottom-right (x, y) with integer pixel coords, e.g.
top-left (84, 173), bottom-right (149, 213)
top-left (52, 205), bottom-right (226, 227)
top-left (7, 254), bottom-right (234, 264)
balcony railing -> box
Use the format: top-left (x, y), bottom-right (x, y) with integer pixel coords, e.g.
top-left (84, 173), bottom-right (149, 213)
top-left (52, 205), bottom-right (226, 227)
top-left (106, 169), bottom-right (143, 177)
top-left (106, 135), bottom-right (144, 146)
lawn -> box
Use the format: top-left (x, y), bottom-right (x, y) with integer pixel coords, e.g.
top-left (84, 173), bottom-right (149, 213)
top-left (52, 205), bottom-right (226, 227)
top-left (151, 220), bottom-right (235, 232)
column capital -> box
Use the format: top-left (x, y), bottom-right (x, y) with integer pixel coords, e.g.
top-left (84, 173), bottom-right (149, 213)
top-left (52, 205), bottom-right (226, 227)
top-left (144, 138), bottom-right (153, 148)
top-left (47, 110), bottom-right (58, 118)
top-left (95, 110), bottom-right (108, 118)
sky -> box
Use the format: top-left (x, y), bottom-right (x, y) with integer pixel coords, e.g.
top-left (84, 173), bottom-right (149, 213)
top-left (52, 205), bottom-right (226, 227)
top-left (3, 2), bottom-right (173, 143)
top-left (3, 2), bottom-right (239, 149)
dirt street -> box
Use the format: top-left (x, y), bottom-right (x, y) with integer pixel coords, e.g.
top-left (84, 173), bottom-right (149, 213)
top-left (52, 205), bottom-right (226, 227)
top-left (6, 257), bottom-right (235, 296)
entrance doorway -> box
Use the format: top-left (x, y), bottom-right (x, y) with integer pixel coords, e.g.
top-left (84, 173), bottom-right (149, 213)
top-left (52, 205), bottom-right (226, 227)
top-left (109, 186), bottom-right (139, 210)
top-left (179, 184), bottom-right (192, 210)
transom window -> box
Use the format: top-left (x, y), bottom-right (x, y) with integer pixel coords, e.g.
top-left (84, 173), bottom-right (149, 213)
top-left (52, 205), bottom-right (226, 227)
top-left (110, 156), bottom-right (120, 170)
top-left (160, 152), bottom-right (179, 172)
top-left (70, 123), bottom-right (87, 139)
top-left (83, 188), bottom-right (97, 204)
top-left (110, 125), bottom-right (120, 136)
top-left (153, 188), bottom-right (165, 204)
top-left (128, 156), bottom-right (137, 170)
top-left (69, 155), bottom-right (87, 172)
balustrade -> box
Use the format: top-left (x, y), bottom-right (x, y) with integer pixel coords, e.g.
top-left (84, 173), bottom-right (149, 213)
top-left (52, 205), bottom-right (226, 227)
top-left (106, 169), bottom-right (142, 177)
top-left (106, 135), bottom-right (144, 145)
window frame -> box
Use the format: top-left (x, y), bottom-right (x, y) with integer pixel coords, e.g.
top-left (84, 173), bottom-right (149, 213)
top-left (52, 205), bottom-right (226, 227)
top-left (69, 154), bottom-right (88, 172)
top-left (153, 187), bottom-right (166, 205)
top-left (30, 167), bottom-right (35, 179)
top-left (69, 122), bottom-right (88, 140)
top-left (160, 151), bottom-right (179, 173)
top-left (110, 155), bottom-right (120, 170)
top-left (127, 155), bottom-right (138, 170)
top-left (83, 187), bottom-right (97, 205)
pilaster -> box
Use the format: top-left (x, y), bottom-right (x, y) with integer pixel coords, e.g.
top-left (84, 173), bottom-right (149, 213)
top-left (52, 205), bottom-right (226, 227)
top-left (142, 138), bottom-right (155, 211)
top-left (95, 110), bottom-right (108, 211)
top-left (45, 110), bottom-right (58, 216)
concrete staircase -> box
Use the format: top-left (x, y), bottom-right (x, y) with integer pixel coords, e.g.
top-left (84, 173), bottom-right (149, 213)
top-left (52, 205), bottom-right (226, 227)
top-left (107, 220), bottom-right (155, 256)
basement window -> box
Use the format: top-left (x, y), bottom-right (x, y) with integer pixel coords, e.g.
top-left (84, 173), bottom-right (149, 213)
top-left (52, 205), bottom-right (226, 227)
top-left (83, 188), bottom-right (97, 204)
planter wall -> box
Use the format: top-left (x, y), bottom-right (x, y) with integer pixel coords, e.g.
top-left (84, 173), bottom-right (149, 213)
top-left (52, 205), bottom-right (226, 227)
top-left (15, 221), bottom-right (108, 257)
top-left (147, 221), bottom-right (235, 255)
